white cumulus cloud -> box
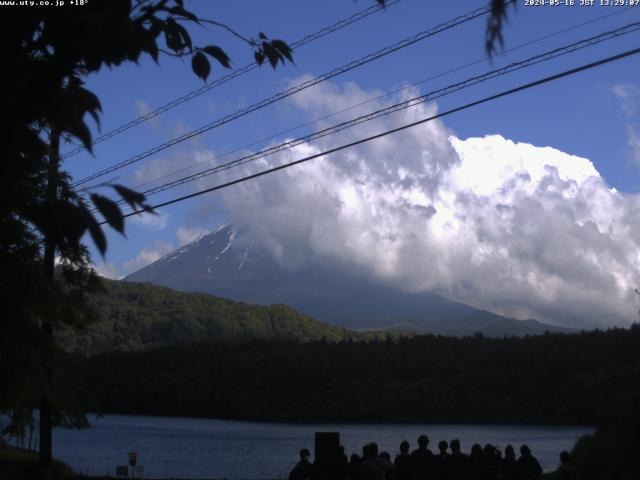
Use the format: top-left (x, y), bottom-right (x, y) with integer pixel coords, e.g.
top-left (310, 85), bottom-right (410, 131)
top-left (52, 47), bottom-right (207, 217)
top-left (93, 261), bottom-right (121, 280)
top-left (128, 209), bottom-right (169, 231)
top-left (123, 240), bottom-right (174, 273)
top-left (176, 226), bottom-right (209, 246)
top-left (133, 99), bottom-right (159, 129)
top-left (612, 83), bottom-right (640, 166)
top-left (612, 83), bottom-right (640, 117)
top-left (206, 79), bottom-right (640, 328)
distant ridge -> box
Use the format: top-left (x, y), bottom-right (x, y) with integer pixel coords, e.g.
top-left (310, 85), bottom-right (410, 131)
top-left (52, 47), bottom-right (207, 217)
top-left (125, 225), bottom-right (575, 338)
top-left (57, 279), bottom-right (366, 355)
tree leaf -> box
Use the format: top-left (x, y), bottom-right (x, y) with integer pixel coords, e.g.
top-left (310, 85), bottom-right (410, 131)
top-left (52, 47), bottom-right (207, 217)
top-left (55, 201), bottom-right (87, 251)
top-left (486, 0), bottom-right (512, 56)
top-left (111, 184), bottom-right (155, 214)
top-left (172, 20), bottom-right (193, 52)
top-left (169, 5), bottom-right (198, 22)
top-left (74, 86), bottom-right (102, 125)
top-left (67, 118), bottom-right (93, 154)
top-left (271, 40), bottom-right (293, 64)
top-left (262, 42), bottom-right (280, 69)
top-left (147, 38), bottom-right (159, 63)
top-left (90, 194), bottom-right (124, 234)
top-left (138, 24), bottom-right (159, 62)
top-left (202, 46), bottom-right (231, 69)
top-left (112, 184), bottom-right (146, 207)
top-left (164, 25), bottom-right (181, 52)
top-left (148, 17), bottom-right (163, 39)
top-left (165, 18), bottom-right (189, 52)
top-left (191, 51), bottom-right (210, 81)
top-left (80, 205), bottom-right (107, 256)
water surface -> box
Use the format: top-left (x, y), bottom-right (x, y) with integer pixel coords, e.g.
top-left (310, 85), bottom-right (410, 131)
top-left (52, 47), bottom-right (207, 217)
top-left (44, 414), bottom-right (592, 479)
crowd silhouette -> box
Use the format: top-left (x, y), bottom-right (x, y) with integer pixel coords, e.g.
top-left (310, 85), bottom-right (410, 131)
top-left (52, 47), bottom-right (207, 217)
top-left (289, 435), bottom-right (581, 480)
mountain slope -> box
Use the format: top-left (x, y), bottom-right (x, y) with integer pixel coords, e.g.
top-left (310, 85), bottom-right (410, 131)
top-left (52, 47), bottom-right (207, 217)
top-left (57, 279), bottom-right (364, 355)
top-left (125, 225), bottom-right (574, 337)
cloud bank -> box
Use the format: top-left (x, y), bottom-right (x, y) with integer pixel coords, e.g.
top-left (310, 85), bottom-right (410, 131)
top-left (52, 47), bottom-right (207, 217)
top-left (206, 79), bottom-right (640, 328)
top-left (123, 240), bottom-right (175, 273)
top-left (121, 226), bottom-right (209, 274)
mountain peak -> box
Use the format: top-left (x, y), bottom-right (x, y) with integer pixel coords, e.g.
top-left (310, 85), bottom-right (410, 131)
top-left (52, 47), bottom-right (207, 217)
top-left (125, 225), bottom-right (572, 337)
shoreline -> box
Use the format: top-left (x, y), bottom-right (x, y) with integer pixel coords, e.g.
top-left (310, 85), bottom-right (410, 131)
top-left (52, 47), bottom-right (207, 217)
top-left (76, 410), bottom-right (596, 428)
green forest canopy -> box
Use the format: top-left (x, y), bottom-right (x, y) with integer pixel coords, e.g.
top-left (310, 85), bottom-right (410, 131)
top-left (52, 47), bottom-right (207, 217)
top-left (56, 279), bottom-right (376, 354)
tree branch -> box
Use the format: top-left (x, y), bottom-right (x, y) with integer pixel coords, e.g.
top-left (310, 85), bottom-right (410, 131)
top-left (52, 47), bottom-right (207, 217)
top-left (197, 18), bottom-right (253, 46)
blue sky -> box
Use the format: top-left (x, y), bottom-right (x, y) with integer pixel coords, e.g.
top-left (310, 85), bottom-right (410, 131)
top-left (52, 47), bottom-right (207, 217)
top-left (64, 1), bottom-right (640, 326)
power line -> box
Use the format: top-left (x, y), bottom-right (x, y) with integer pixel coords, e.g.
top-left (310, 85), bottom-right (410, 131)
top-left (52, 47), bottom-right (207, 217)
top-left (118, 22), bottom-right (640, 204)
top-left (131, 5), bottom-right (633, 192)
top-left (104, 46), bottom-right (640, 224)
top-left (75, 3), bottom-right (502, 188)
top-left (61, 0), bottom-right (403, 160)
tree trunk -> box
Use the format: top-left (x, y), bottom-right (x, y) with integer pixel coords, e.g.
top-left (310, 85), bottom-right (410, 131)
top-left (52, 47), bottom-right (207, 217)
top-left (40, 129), bottom-right (60, 480)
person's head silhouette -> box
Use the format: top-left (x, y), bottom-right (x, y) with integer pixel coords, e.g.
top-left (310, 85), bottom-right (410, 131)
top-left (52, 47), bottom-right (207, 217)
top-left (560, 450), bottom-right (573, 466)
top-left (438, 440), bottom-right (448, 454)
top-left (400, 440), bottom-right (410, 454)
top-left (520, 445), bottom-right (531, 457)
top-left (450, 439), bottom-right (461, 453)
top-left (505, 444), bottom-right (515, 459)
top-left (471, 444), bottom-right (482, 458)
top-left (300, 448), bottom-right (311, 461)
top-left (418, 435), bottom-right (429, 448)
top-left (370, 443), bottom-right (379, 458)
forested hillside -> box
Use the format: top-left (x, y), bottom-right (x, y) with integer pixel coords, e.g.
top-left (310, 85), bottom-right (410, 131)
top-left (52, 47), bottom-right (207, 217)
top-left (65, 325), bottom-right (640, 425)
top-left (56, 279), bottom-right (364, 354)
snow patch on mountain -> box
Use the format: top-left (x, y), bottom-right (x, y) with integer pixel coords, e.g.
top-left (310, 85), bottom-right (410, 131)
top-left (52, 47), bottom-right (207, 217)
top-left (212, 224), bottom-right (229, 235)
top-left (238, 247), bottom-right (249, 270)
top-left (220, 230), bottom-right (236, 255)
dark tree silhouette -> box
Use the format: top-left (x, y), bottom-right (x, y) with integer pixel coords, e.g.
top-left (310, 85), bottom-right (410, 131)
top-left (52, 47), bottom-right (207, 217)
top-left (0, 1), bottom-right (514, 478)
top-left (63, 324), bottom-right (640, 425)
top-left (1, 2), bottom-right (295, 477)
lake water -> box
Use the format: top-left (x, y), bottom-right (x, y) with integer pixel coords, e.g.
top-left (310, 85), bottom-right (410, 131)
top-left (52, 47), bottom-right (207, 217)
top-left (25, 414), bottom-right (592, 479)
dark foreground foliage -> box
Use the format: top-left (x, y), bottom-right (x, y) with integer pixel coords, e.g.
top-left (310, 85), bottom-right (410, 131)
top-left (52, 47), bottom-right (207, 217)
top-left (64, 325), bottom-right (640, 425)
top-left (0, 448), bottom-right (71, 480)
top-left (571, 395), bottom-right (640, 480)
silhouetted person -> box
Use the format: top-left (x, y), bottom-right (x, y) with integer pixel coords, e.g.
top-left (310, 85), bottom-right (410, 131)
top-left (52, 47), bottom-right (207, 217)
top-left (554, 451), bottom-right (580, 480)
top-left (361, 443), bottom-right (394, 480)
top-left (336, 445), bottom-right (349, 480)
top-left (394, 440), bottom-right (414, 480)
top-left (446, 439), bottom-right (468, 480)
top-left (434, 440), bottom-right (449, 479)
top-left (469, 444), bottom-right (484, 480)
top-left (480, 444), bottom-right (500, 480)
top-left (379, 452), bottom-right (393, 480)
top-left (411, 435), bottom-right (433, 480)
top-left (363, 444), bottom-right (374, 461)
top-left (289, 448), bottom-right (314, 480)
top-left (501, 445), bottom-right (518, 480)
top-left (516, 445), bottom-right (542, 480)
top-left (349, 454), bottom-right (362, 480)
